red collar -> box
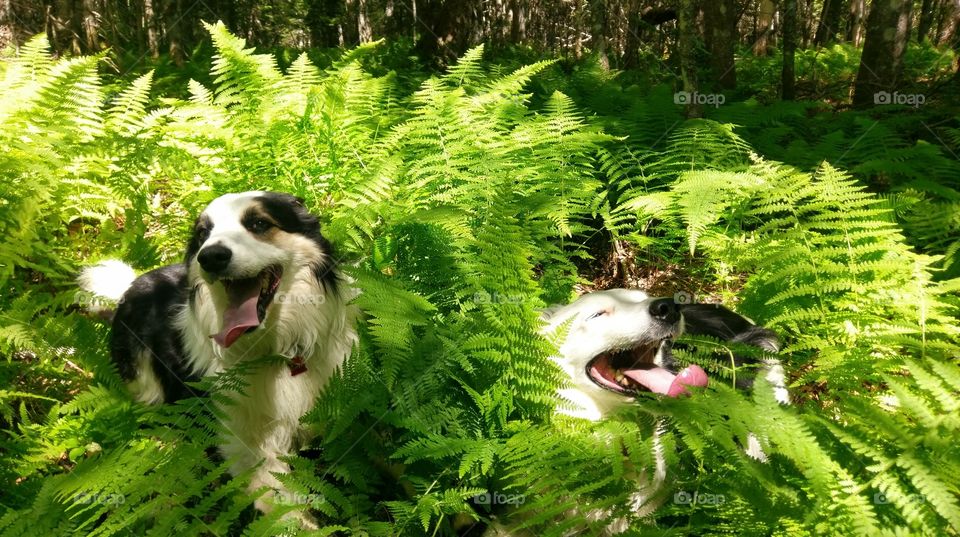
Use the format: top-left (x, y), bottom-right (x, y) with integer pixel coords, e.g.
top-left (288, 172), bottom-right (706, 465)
top-left (289, 355), bottom-right (307, 376)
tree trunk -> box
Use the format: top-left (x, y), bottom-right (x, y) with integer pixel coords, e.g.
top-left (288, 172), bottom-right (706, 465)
top-left (702, 0), bottom-right (737, 90)
top-left (797, 0), bottom-right (812, 46)
top-left (340, 0), bottom-right (359, 45)
top-left (415, 0), bottom-right (470, 66)
top-left (144, 0), bottom-right (158, 58)
top-left (754, 0), bottom-right (776, 55)
top-left (624, 6), bottom-right (641, 68)
top-left (678, 0), bottom-right (702, 118)
top-left (852, 0), bottom-right (913, 108)
top-left (590, 0), bottom-right (609, 68)
top-left (782, 0), bottom-right (798, 100)
top-left (940, 0), bottom-right (960, 76)
top-left (0, 0), bottom-right (14, 49)
top-left (167, 0), bottom-right (185, 65)
top-left (357, 0), bottom-right (372, 42)
top-left (307, 0), bottom-right (342, 47)
top-left (940, 0), bottom-right (959, 47)
top-left (846, 0), bottom-right (866, 45)
top-left (509, 0), bottom-right (525, 43)
top-left (918, 0), bottom-right (936, 41)
top-left (813, 0), bottom-right (845, 46)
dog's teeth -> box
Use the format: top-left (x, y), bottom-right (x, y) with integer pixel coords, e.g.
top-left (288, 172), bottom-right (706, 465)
top-left (615, 371), bottom-right (625, 382)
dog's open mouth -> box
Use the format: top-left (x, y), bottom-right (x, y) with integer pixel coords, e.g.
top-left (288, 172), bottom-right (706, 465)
top-left (586, 339), bottom-right (708, 397)
top-left (211, 265), bottom-right (283, 348)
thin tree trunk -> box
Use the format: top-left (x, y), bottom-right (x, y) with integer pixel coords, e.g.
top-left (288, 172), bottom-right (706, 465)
top-left (144, 0), bottom-right (158, 58)
top-left (754, 0), bottom-right (776, 55)
top-left (590, 0), bottom-right (609, 68)
top-left (167, 0), bottom-right (185, 64)
top-left (702, 0), bottom-right (737, 90)
top-left (624, 6), bottom-right (641, 68)
top-left (782, 0), bottom-right (798, 100)
top-left (678, 0), bottom-right (702, 118)
top-left (510, 0), bottom-right (525, 42)
top-left (357, 0), bottom-right (372, 42)
top-left (81, 0), bottom-right (98, 50)
top-left (918, 0), bottom-right (936, 41)
top-left (814, 0), bottom-right (845, 46)
top-left (852, 0), bottom-right (913, 108)
top-left (307, 0), bottom-right (342, 47)
top-left (939, 0), bottom-right (959, 47)
top-left (0, 0), bottom-right (14, 49)
top-left (846, 0), bottom-right (866, 45)
top-left (942, 0), bottom-right (960, 76)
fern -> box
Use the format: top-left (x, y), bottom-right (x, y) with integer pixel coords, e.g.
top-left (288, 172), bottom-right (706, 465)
top-left (2, 25), bottom-right (959, 537)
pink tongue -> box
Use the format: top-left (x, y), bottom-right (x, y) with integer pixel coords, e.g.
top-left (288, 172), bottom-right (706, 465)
top-left (211, 279), bottom-right (262, 348)
top-left (623, 365), bottom-right (708, 397)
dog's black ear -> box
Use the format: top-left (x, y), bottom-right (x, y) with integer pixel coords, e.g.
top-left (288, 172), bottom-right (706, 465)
top-left (680, 304), bottom-right (780, 352)
top-left (679, 303), bottom-right (786, 400)
top-left (256, 192), bottom-right (321, 235)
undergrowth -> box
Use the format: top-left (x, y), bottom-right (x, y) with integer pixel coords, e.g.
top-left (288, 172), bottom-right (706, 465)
top-left (0, 24), bottom-right (958, 536)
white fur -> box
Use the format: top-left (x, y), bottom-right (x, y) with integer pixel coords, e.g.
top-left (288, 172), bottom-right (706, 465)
top-left (129, 350), bottom-right (165, 405)
top-left (541, 289), bottom-right (681, 421)
top-left (178, 192), bottom-right (358, 523)
top-left (77, 260), bottom-right (137, 316)
top-left (480, 290), bottom-right (685, 536)
top-left (764, 360), bottom-right (790, 405)
top-left (77, 260), bottom-right (137, 301)
top-left (178, 268), bottom-right (357, 518)
top-left (484, 289), bottom-right (788, 536)
top-left (80, 192), bottom-right (358, 527)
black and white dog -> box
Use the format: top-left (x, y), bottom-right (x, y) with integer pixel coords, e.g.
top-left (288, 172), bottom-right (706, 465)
top-left (484, 289), bottom-right (785, 535)
top-left (79, 191), bottom-right (358, 525)
top-left (540, 288), bottom-right (785, 422)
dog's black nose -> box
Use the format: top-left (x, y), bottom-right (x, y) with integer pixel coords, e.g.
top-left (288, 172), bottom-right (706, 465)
top-left (197, 244), bottom-right (232, 274)
top-left (649, 298), bottom-right (680, 324)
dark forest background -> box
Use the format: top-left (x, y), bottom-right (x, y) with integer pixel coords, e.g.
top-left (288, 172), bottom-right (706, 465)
top-left (1, 0), bottom-right (958, 108)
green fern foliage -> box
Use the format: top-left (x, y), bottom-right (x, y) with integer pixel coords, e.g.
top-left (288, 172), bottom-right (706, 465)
top-left (1, 25), bottom-right (959, 537)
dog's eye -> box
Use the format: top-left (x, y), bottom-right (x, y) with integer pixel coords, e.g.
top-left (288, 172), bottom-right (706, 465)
top-left (248, 218), bottom-right (273, 234)
top-left (586, 310), bottom-right (609, 320)
top-left (196, 226), bottom-right (211, 243)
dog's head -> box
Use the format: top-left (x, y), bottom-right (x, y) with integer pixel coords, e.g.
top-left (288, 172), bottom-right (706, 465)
top-left (185, 191), bottom-right (336, 348)
top-left (542, 289), bottom-right (709, 411)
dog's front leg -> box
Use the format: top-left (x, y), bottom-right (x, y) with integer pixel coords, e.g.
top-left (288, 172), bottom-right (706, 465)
top-left (220, 416), bottom-right (319, 529)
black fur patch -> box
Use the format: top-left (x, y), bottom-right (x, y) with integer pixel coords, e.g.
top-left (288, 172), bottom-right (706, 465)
top-left (110, 264), bottom-right (202, 402)
top-left (678, 303), bottom-right (780, 390)
top-left (254, 192), bottom-right (339, 294)
top-left (184, 213), bottom-right (213, 265)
